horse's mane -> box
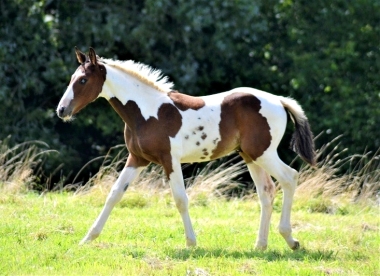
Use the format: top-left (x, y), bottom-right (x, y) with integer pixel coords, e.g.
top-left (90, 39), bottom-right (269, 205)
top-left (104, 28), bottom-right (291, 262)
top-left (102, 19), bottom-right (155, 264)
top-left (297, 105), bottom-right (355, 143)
top-left (99, 58), bottom-right (174, 93)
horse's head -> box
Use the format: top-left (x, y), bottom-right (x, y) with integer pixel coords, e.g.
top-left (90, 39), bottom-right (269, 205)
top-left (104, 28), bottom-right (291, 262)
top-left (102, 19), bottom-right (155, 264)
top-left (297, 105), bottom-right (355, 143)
top-left (57, 47), bottom-right (106, 121)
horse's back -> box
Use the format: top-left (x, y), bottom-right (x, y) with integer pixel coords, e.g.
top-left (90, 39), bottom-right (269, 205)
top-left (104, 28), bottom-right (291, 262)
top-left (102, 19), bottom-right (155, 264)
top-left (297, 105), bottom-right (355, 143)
top-left (175, 88), bottom-right (287, 163)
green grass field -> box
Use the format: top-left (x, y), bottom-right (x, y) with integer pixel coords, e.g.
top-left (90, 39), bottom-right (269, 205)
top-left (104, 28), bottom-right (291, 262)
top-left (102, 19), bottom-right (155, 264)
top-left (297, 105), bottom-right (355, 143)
top-left (0, 190), bottom-right (378, 275)
top-left (0, 140), bottom-right (379, 275)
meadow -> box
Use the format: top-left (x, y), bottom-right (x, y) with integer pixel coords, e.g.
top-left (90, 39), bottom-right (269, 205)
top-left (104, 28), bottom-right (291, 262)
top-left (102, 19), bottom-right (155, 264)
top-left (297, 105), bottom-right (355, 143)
top-left (0, 140), bottom-right (379, 275)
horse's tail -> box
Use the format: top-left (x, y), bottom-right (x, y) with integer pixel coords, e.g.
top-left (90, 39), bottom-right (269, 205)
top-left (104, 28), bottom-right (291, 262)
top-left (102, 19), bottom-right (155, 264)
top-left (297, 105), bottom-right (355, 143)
top-left (280, 97), bottom-right (316, 166)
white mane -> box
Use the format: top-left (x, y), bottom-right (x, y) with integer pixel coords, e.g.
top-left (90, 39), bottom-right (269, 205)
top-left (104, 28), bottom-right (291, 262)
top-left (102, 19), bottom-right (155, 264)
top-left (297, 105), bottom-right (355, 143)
top-left (100, 58), bottom-right (174, 93)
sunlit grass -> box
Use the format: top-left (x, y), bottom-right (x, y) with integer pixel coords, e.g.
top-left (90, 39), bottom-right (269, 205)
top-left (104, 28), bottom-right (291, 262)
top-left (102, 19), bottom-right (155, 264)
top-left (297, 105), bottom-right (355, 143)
top-left (0, 192), bottom-right (378, 275)
top-left (0, 137), bottom-right (379, 275)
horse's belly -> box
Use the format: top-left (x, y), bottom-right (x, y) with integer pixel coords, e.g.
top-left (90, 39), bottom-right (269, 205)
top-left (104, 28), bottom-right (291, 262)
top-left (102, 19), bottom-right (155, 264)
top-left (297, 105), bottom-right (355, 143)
top-left (180, 140), bottom-right (219, 163)
top-left (173, 92), bottom-right (238, 163)
top-left (177, 122), bottom-right (222, 162)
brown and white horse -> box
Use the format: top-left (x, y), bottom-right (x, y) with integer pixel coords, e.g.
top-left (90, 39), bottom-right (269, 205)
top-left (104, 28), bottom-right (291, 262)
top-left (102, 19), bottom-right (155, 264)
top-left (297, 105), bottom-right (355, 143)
top-left (57, 47), bottom-right (315, 250)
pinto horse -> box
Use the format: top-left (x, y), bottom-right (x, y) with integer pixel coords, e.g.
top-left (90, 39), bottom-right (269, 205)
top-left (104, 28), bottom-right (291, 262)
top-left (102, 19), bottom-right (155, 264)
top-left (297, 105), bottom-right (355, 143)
top-left (57, 47), bottom-right (315, 250)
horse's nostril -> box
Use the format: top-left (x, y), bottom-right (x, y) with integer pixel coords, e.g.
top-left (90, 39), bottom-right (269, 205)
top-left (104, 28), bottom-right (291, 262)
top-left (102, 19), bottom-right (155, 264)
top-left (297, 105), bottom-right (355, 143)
top-left (58, 106), bottom-right (65, 117)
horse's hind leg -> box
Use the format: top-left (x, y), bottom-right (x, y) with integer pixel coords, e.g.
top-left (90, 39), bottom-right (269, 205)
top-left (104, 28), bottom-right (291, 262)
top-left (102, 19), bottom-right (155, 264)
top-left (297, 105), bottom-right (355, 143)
top-left (241, 153), bottom-right (276, 250)
top-left (254, 152), bottom-right (300, 250)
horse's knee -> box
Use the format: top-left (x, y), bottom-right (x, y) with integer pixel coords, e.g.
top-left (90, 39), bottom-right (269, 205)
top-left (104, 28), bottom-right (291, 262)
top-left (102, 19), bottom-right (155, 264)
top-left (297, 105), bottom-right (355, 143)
top-left (258, 195), bottom-right (273, 210)
top-left (279, 168), bottom-right (298, 191)
top-left (173, 194), bottom-right (189, 213)
top-left (174, 197), bottom-right (189, 213)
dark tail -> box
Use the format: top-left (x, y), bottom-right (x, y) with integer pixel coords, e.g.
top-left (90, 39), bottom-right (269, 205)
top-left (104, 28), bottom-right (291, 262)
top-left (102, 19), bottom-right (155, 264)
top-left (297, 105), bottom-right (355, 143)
top-left (280, 97), bottom-right (316, 166)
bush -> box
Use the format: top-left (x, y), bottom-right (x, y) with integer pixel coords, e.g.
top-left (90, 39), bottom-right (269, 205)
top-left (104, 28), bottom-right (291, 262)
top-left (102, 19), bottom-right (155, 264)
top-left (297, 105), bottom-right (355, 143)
top-left (0, 0), bottom-right (378, 186)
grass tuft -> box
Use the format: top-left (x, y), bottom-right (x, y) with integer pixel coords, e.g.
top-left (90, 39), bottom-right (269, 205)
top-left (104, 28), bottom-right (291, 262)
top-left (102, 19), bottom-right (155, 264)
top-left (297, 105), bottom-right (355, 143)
top-left (296, 135), bottom-right (379, 204)
top-left (74, 151), bottom-right (248, 205)
top-left (119, 192), bottom-right (150, 208)
top-left (73, 138), bottom-right (379, 212)
top-left (0, 138), bottom-right (54, 194)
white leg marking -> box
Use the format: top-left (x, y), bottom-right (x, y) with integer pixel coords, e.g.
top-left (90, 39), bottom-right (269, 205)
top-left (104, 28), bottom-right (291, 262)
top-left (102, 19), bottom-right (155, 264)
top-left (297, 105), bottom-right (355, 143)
top-left (255, 153), bottom-right (300, 250)
top-left (80, 166), bottom-right (144, 244)
top-left (168, 162), bottom-right (196, 247)
top-left (246, 162), bottom-right (275, 250)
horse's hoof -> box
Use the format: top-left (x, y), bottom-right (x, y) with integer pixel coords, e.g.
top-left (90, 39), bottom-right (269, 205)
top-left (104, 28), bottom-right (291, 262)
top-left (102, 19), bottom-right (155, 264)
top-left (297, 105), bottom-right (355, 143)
top-left (291, 240), bottom-right (300, 250)
top-left (186, 238), bottom-right (197, 247)
top-left (79, 234), bottom-right (97, 245)
top-left (79, 238), bottom-right (90, 245)
top-left (255, 242), bottom-right (268, 251)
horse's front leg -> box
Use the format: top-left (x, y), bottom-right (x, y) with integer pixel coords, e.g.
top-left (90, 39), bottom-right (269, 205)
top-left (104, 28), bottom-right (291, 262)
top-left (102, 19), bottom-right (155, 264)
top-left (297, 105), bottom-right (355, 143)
top-left (80, 157), bottom-right (146, 244)
top-left (166, 160), bottom-right (196, 247)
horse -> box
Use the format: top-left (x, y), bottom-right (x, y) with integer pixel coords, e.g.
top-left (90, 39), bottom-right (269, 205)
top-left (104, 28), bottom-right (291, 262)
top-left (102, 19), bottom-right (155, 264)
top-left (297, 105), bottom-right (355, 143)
top-left (57, 47), bottom-right (316, 250)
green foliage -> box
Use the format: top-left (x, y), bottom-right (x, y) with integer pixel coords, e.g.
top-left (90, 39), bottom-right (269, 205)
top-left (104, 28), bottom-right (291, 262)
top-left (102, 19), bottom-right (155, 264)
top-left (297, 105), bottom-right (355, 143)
top-left (0, 0), bottom-right (378, 185)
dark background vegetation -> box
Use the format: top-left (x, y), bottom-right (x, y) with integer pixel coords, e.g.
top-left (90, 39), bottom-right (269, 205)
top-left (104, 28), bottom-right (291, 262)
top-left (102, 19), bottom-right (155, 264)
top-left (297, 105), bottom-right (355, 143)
top-left (0, 0), bottom-right (379, 188)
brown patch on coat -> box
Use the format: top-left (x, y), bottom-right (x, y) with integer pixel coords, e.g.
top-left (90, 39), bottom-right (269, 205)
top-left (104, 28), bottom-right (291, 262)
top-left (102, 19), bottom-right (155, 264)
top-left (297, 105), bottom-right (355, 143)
top-left (263, 173), bottom-right (275, 202)
top-left (70, 63), bottom-right (107, 116)
top-left (201, 133), bottom-right (207, 140)
top-left (211, 92), bottom-right (272, 160)
top-left (168, 90), bottom-right (205, 111)
top-left (125, 153), bottom-right (150, 168)
top-left (263, 184), bottom-right (274, 194)
top-left (109, 98), bottom-right (182, 177)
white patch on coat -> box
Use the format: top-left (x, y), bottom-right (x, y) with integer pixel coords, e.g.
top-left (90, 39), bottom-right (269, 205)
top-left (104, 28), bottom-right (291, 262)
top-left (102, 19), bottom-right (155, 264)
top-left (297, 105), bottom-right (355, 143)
top-left (99, 59), bottom-right (174, 93)
top-left (56, 69), bottom-right (83, 113)
top-left (168, 92), bottom-right (230, 163)
top-left (99, 64), bottom-right (172, 120)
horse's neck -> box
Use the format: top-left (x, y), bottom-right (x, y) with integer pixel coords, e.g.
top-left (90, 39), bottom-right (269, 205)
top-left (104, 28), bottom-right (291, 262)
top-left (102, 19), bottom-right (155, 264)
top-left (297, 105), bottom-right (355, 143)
top-left (100, 65), bottom-right (172, 121)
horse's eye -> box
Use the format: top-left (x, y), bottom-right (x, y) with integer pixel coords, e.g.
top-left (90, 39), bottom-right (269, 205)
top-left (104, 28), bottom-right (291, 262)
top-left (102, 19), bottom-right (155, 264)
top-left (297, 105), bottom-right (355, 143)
top-left (80, 78), bottom-right (87, 84)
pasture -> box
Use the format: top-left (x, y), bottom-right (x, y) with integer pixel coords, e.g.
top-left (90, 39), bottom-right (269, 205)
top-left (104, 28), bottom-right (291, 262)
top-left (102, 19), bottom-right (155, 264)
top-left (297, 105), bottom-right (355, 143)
top-left (0, 143), bottom-right (379, 275)
top-left (0, 189), bottom-right (378, 275)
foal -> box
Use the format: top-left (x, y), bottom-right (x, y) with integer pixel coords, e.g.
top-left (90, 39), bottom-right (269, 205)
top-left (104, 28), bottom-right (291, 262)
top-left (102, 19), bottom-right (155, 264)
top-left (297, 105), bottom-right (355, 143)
top-left (57, 47), bottom-right (315, 250)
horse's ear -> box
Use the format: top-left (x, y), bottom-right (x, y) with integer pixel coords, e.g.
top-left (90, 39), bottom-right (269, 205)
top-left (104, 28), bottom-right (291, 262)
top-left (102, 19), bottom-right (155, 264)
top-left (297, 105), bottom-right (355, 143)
top-left (75, 46), bottom-right (86, 64)
top-left (88, 47), bottom-right (98, 65)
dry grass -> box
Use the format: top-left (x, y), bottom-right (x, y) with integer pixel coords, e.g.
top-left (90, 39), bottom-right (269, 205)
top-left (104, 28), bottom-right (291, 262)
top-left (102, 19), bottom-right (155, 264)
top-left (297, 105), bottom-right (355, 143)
top-left (296, 135), bottom-right (379, 204)
top-left (1, 136), bottom-right (378, 206)
top-left (0, 138), bottom-right (54, 193)
top-left (75, 137), bottom-right (379, 206)
top-left (73, 146), bottom-right (247, 204)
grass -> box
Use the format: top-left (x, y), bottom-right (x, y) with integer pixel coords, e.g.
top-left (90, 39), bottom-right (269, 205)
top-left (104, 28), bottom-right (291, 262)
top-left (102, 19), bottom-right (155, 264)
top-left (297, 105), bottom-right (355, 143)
top-left (0, 138), bottom-right (379, 275)
top-left (0, 138), bottom-right (54, 193)
top-left (0, 192), bottom-right (378, 275)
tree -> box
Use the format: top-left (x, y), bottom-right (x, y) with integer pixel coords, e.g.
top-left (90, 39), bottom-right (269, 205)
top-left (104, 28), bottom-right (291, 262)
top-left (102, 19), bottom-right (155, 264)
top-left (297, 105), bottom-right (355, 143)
top-left (0, 0), bottom-right (378, 187)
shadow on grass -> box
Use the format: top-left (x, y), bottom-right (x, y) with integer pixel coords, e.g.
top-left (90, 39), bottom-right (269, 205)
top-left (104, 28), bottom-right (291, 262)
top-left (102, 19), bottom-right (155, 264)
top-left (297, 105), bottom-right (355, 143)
top-left (166, 247), bottom-right (337, 262)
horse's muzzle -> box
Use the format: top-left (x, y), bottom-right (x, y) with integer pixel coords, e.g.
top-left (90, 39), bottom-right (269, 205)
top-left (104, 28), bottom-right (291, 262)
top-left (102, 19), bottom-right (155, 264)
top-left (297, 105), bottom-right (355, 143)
top-left (57, 105), bottom-right (73, 121)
